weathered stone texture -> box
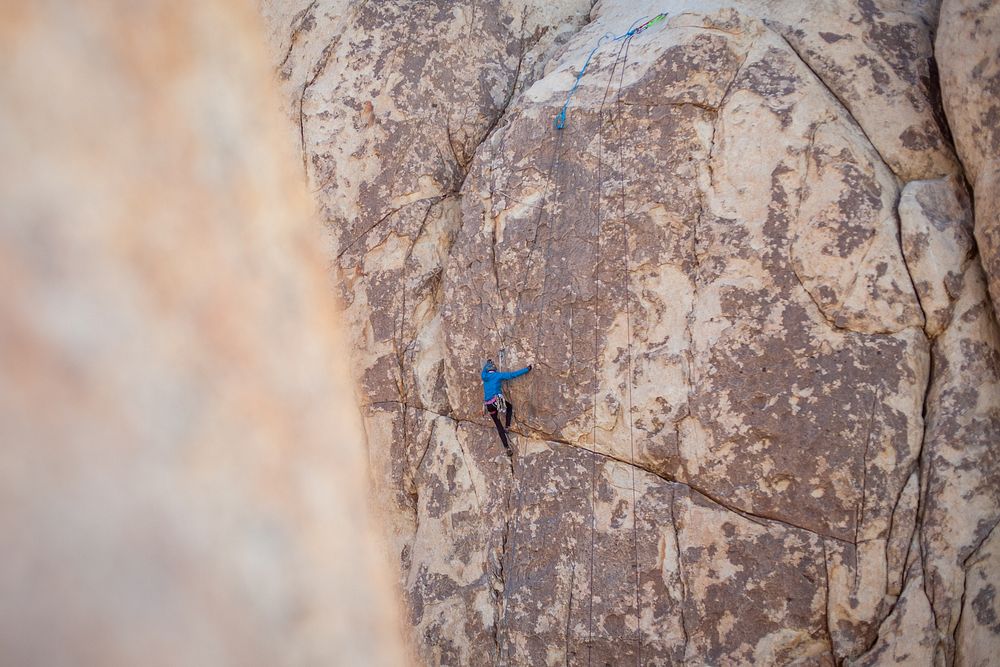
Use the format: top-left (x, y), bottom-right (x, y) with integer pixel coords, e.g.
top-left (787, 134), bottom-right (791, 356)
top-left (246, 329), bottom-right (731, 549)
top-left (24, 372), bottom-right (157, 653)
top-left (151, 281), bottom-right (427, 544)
top-left (0, 1), bottom-right (403, 665)
top-left (899, 177), bottom-right (975, 337)
top-left (263, 0), bottom-right (1000, 664)
top-left (937, 0), bottom-right (1000, 325)
top-left (919, 262), bottom-right (1000, 663)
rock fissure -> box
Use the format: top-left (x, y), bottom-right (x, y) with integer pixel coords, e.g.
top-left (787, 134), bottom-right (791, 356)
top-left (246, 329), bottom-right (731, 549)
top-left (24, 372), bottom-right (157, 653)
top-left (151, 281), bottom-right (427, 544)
top-left (295, 0), bottom-right (371, 179)
top-left (564, 559), bottom-right (576, 663)
top-left (337, 194), bottom-right (446, 260)
top-left (821, 539), bottom-right (837, 660)
top-left (376, 390), bottom-right (856, 548)
top-left (856, 387), bottom-right (879, 549)
top-left (951, 568), bottom-right (969, 665)
top-left (896, 201), bottom-right (932, 334)
top-left (914, 335), bottom-right (942, 654)
top-left (298, 41), bottom-right (332, 176)
top-left (277, 0), bottom-right (318, 77)
top-left (545, 432), bottom-right (856, 545)
top-left (883, 466), bottom-right (919, 592)
top-left (669, 487), bottom-right (691, 663)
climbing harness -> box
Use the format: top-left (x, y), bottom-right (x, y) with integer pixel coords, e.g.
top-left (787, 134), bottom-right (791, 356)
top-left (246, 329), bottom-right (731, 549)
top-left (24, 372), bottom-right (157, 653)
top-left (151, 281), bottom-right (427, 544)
top-left (483, 392), bottom-right (508, 417)
top-left (554, 13), bottom-right (668, 130)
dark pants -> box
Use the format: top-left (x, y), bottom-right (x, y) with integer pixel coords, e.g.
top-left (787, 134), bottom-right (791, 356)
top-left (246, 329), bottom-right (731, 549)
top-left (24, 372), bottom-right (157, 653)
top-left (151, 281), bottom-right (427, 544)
top-left (486, 399), bottom-right (513, 451)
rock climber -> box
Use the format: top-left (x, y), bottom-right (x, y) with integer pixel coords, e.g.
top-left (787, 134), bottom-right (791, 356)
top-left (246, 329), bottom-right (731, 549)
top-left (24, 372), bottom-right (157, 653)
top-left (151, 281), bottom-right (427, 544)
top-left (481, 359), bottom-right (532, 455)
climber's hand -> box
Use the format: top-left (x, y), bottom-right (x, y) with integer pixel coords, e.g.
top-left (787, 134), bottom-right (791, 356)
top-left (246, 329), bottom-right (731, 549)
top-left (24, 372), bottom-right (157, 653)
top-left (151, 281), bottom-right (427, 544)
top-left (527, 364), bottom-right (533, 371)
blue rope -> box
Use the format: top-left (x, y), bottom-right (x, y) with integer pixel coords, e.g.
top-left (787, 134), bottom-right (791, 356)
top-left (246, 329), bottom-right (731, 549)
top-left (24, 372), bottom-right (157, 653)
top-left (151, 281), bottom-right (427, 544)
top-left (554, 32), bottom-right (614, 130)
top-left (554, 14), bottom-right (667, 130)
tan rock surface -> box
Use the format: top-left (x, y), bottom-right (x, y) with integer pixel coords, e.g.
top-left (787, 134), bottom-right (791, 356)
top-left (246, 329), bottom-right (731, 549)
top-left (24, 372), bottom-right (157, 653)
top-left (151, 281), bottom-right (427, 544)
top-left (937, 0), bottom-right (1000, 185)
top-left (263, 0), bottom-right (1000, 664)
top-left (0, 1), bottom-right (403, 665)
top-left (919, 260), bottom-right (1000, 664)
top-left (899, 177), bottom-right (975, 338)
top-left (937, 0), bottom-right (1000, 325)
top-left (955, 523), bottom-right (1000, 667)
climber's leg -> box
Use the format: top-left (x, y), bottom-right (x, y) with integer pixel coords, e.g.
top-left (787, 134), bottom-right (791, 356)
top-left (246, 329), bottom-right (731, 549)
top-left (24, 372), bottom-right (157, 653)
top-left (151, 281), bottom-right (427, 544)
top-left (487, 403), bottom-right (511, 451)
top-left (505, 399), bottom-right (514, 428)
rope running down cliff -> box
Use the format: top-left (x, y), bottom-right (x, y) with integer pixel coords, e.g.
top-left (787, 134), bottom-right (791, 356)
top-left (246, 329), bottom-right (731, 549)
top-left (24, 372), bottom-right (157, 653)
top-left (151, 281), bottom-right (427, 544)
top-left (616, 32), bottom-right (643, 666)
top-left (495, 103), bottom-right (569, 667)
top-left (499, 19), bottom-right (655, 665)
top-left (588, 36), bottom-right (628, 665)
top-left (587, 30), bottom-right (644, 667)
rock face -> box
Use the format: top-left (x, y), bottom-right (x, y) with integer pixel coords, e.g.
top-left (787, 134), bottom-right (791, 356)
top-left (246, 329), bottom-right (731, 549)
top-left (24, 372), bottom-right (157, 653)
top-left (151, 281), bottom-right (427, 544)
top-left (938, 0), bottom-right (1000, 325)
top-left (264, 0), bottom-right (1000, 664)
top-left (0, 1), bottom-right (403, 665)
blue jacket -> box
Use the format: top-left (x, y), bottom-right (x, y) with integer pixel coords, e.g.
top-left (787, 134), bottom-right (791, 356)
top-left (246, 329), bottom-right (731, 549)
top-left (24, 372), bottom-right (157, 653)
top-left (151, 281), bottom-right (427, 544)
top-left (481, 362), bottom-right (531, 401)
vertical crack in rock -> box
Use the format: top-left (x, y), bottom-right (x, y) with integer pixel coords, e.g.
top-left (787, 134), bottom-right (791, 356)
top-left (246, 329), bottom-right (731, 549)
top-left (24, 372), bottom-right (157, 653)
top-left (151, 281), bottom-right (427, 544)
top-left (298, 41), bottom-right (333, 176)
top-left (495, 450), bottom-right (518, 665)
top-left (787, 121), bottom-right (849, 334)
top-left (507, 129), bottom-right (567, 346)
top-left (669, 487), bottom-right (690, 663)
top-left (564, 559), bottom-right (576, 663)
top-left (481, 39), bottom-right (526, 169)
top-left (855, 388), bottom-right (879, 555)
top-left (681, 36), bottom-right (758, 477)
top-left (485, 206), bottom-right (509, 351)
top-left (882, 467), bottom-right (918, 606)
top-left (915, 343), bottom-right (942, 651)
top-left (394, 197), bottom-right (449, 411)
top-left (822, 538), bottom-right (837, 660)
top-left (295, 0), bottom-right (371, 178)
top-left (896, 211), bottom-right (931, 330)
top-left (277, 0), bottom-right (319, 77)
top-left (456, 435), bottom-right (482, 510)
top-left (952, 566), bottom-right (970, 665)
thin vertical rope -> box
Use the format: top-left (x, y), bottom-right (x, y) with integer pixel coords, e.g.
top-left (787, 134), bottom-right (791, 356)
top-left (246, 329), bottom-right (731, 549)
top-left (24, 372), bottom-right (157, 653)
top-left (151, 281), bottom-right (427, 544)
top-left (496, 86), bottom-right (568, 667)
top-left (527, 126), bottom-right (569, 410)
top-left (588, 37), bottom-right (630, 667)
top-left (507, 128), bottom-right (567, 345)
top-left (615, 34), bottom-right (643, 666)
top-left (503, 127), bottom-right (566, 423)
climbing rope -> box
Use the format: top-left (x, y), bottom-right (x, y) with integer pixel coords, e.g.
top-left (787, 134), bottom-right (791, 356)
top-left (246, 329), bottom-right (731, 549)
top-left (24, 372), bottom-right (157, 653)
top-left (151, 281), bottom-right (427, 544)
top-left (495, 119), bottom-right (568, 667)
top-left (491, 15), bottom-right (665, 663)
top-left (555, 13), bottom-right (668, 130)
top-left (496, 114), bottom-right (568, 414)
top-left (615, 33), bottom-right (643, 665)
top-left (588, 33), bottom-right (632, 667)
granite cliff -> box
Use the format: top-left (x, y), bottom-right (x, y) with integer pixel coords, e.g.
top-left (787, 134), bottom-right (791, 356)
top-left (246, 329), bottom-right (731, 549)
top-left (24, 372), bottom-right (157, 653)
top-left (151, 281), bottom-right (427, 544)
top-left (263, 1), bottom-right (1000, 664)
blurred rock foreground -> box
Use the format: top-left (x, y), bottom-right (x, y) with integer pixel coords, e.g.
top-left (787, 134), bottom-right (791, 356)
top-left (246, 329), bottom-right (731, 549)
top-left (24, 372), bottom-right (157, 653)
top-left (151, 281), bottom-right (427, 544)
top-left (262, 0), bottom-right (1000, 665)
top-left (0, 1), bottom-right (404, 665)
top-left (2, 1), bottom-right (998, 666)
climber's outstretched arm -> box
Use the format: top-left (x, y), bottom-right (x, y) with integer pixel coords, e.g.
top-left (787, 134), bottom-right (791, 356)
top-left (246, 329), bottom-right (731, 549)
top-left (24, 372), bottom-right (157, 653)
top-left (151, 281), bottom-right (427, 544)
top-left (497, 365), bottom-right (532, 380)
